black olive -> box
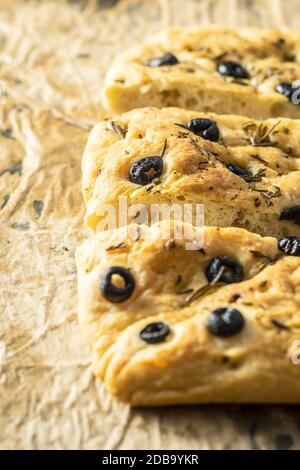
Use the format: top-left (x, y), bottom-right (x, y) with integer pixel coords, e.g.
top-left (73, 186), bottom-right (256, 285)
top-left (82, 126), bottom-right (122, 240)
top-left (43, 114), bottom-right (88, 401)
top-left (217, 61), bottom-right (249, 79)
top-left (129, 140), bottom-right (167, 185)
top-left (140, 322), bottom-right (170, 344)
top-left (129, 156), bottom-right (163, 185)
top-left (148, 52), bottom-right (179, 67)
top-left (187, 118), bottom-right (220, 142)
top-left (226, 163), bottom-right (252, 178)
top-left (205, 256), bottom-right (244, 284)
top-left (279, 205), bottom-right (300, 226)
top-left (207, 307), bottom-right (245, 337)
top-left (100, 266), bottom-right (135, 303)
top-left (276, 82), bottom-right (300, 105)
top-left (278, 236), bottom-right (300, 256)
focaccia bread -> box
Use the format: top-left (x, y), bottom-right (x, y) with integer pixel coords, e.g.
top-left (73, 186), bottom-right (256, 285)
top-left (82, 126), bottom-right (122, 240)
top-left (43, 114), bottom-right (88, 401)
top-left (76, 221), bottom-right (300, 406)
top-left (103, 28), bottom-right (300, 119)
top-left (82, 107), bottom-right (300, 239)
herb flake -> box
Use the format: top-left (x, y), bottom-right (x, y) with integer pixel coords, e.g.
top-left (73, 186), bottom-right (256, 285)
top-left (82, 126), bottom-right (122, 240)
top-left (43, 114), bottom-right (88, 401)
top-left (243, 120), bottom-right (280, 147)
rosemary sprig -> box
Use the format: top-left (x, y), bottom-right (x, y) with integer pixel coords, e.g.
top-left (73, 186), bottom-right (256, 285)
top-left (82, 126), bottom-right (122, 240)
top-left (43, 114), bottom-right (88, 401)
top-left (250, 250), bottom-right (272, 259)
top-left (177, 287), bottom-right (194, 295)
top-left (271, 319), bottom-right (290, 331)
top-left (177, 130), bottom-right (190, 139)
top-left (243, 120), bottom-right (280, 147)
top-left (228, 78), bottom-right (250, 86)
top-left (180, 266), bottom-right (225, 307)
top-left (251, 154), bottom-right (269, 165)
top-left (210, 265), bottom-right (225, 285)
top-left (174, 122), bottom-right (189, 131)
top-left (180, 283), bottom-right (222, 308)
top-left (252, 185), bottom-right (282, 203)
top-left (160, 139), bottom-right (168, 158)
top-left (174, 123), bottom-right (217, 163)
top-left (242, 168), bottom-right (266, 182)
top-left (107, 121), bottom-right (127, 139)
top-left (106, 242), bottom-right (126, 251)
top-left (250, 250), bottom-right (284, 274)
top-left (188, 136), bottom-right (216, 161)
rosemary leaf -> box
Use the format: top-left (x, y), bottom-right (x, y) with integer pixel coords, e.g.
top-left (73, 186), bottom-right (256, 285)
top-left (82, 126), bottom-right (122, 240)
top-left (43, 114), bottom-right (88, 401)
top-left (107, 121), bottom-right (127, 139)
top-left (243, 120), bottom-right (280, 147)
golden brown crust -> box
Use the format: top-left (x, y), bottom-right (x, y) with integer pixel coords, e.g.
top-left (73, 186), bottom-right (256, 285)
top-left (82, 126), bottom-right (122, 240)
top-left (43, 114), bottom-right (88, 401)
top-left (76, 222), bottom-right (300, 405)
top-left (82, 107), bottom-right (300, 238)
top-left (103, 28), bottom-right (300, 118)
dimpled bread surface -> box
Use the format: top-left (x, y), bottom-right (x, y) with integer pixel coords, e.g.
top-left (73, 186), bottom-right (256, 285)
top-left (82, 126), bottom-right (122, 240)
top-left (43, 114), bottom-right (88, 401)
top-left (103, 28), bottom-right (300, 119)
top-left (76, 221), bottom-right (300, 406)
top-left (82, 107), bottom-right (300, 239)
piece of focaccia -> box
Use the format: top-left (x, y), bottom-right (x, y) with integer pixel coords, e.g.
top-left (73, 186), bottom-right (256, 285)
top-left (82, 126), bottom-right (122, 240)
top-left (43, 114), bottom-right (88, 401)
top-left (76, 221), bottom-right (300, 406)
top-left (103, 28), bottom-right (300, 119)
top-left (82, 107), bottom-right (300, 239)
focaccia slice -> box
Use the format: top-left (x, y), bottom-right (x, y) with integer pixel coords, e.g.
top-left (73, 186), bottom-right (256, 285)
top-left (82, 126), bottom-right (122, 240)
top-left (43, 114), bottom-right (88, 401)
top-left (103, 28), bottom-right (300, 119)
top-left (82, 107), bottom-right (300, 239)
top-left (76, 221), bottom-right (300, 405)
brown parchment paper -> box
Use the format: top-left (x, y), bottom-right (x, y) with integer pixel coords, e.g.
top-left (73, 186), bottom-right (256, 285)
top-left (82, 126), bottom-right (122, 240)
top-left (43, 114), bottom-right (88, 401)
top-left (1, 0), bottom-right (300, 450)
